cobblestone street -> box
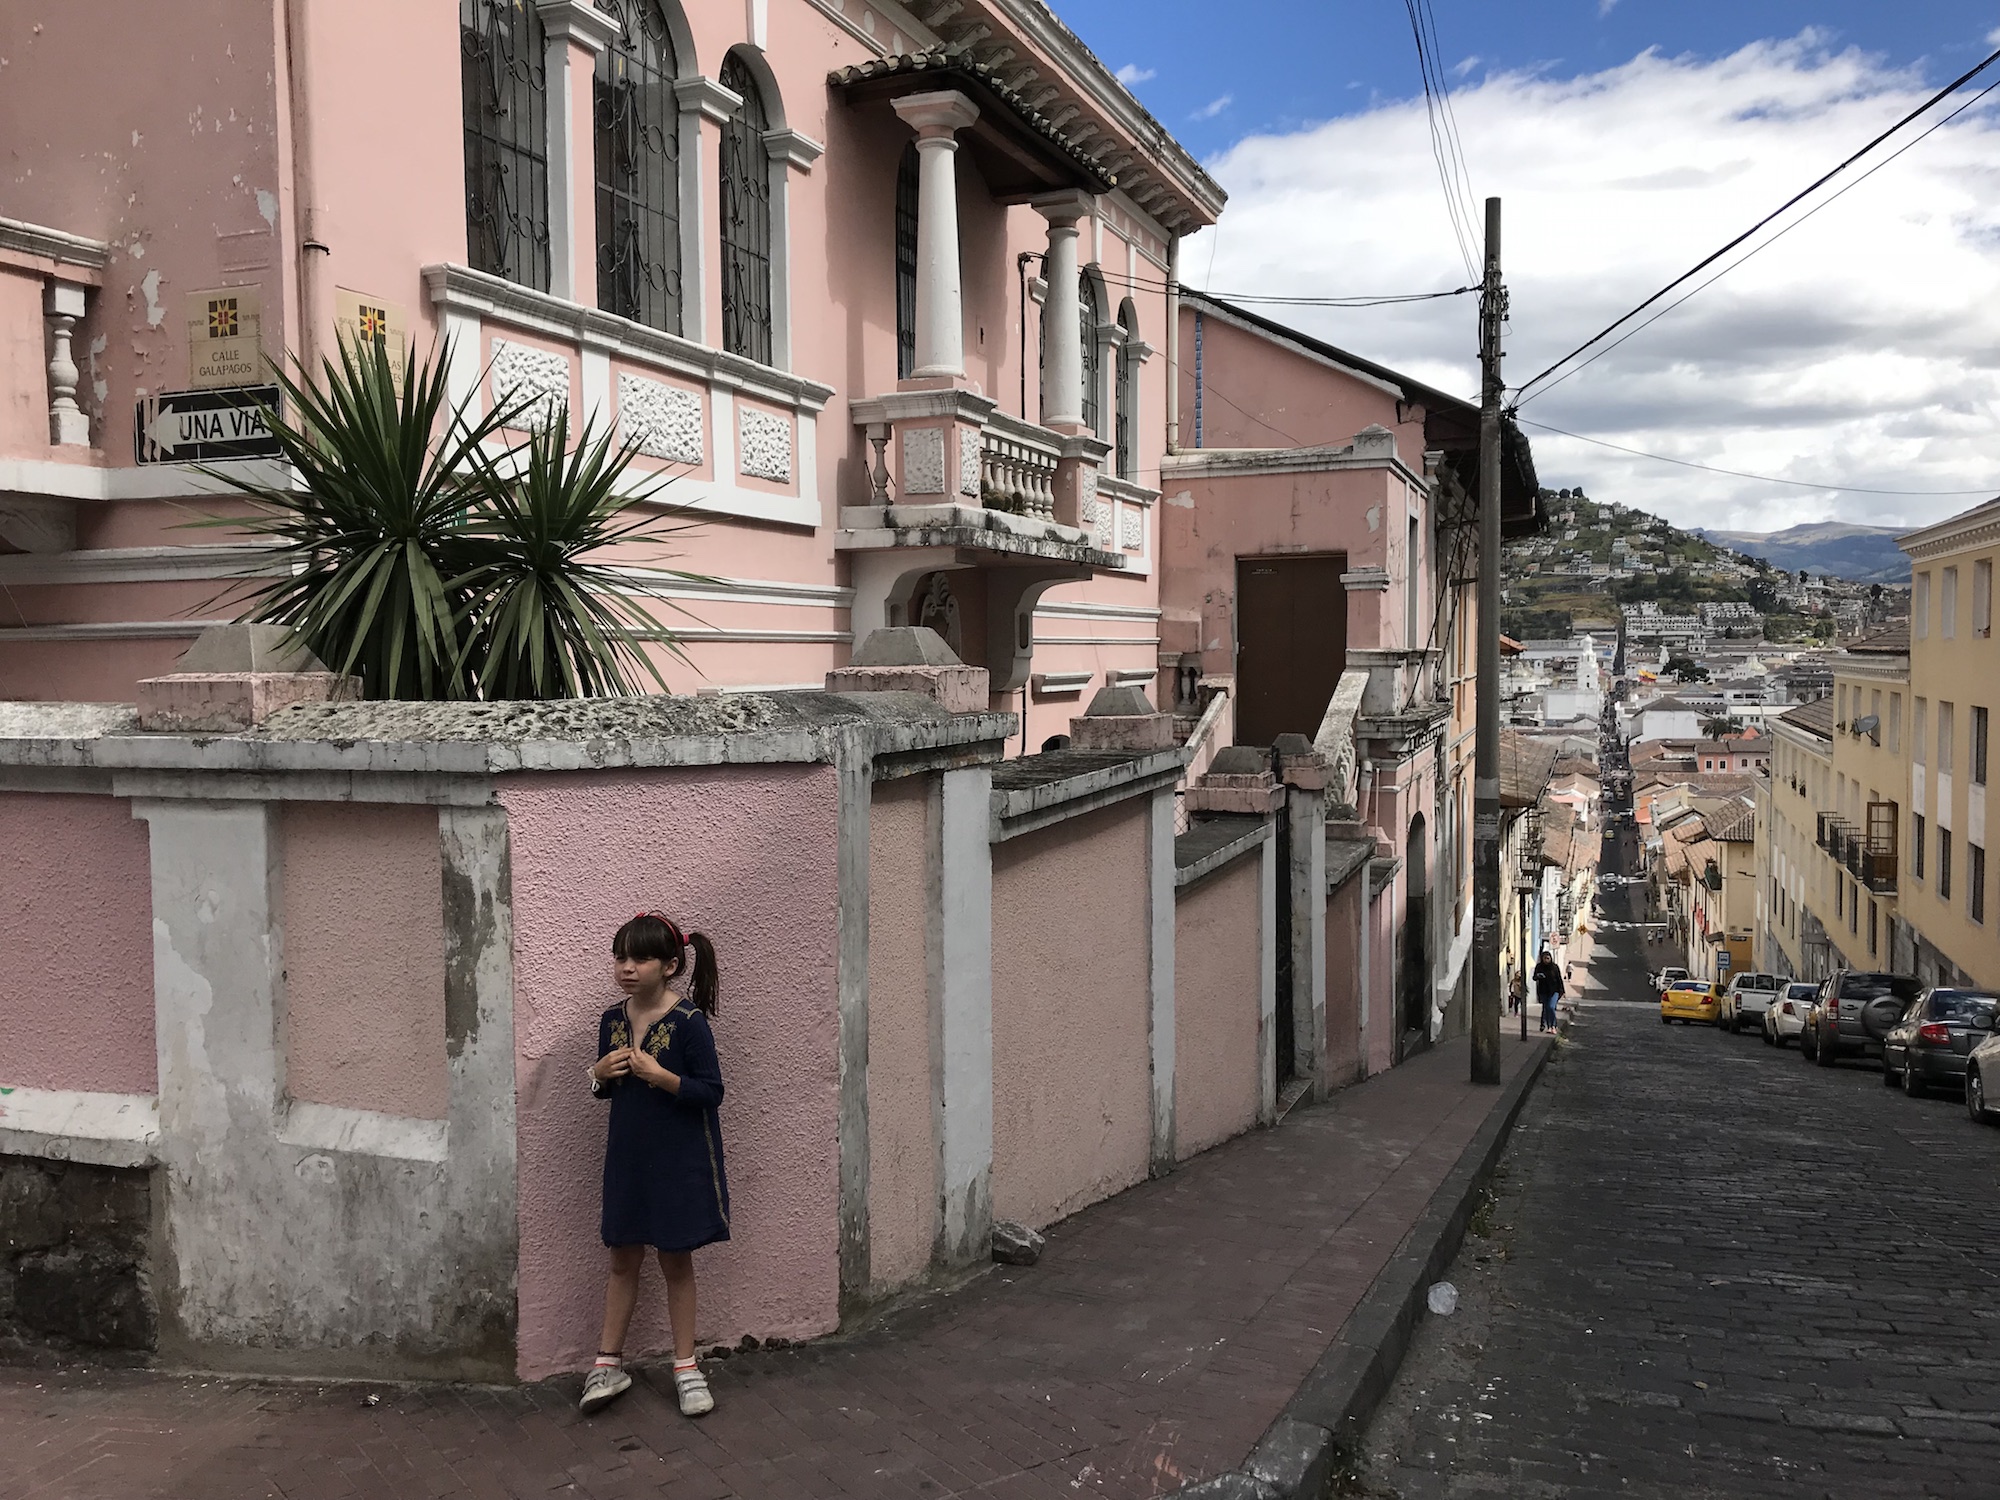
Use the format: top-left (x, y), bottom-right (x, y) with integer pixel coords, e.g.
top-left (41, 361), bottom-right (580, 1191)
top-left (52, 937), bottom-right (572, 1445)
top-left (1347, 823), bottom-right (2000, 1498)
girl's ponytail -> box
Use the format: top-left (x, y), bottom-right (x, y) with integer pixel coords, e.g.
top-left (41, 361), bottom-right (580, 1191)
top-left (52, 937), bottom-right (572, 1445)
top-left (686, 931), bottom-right (719, 1017)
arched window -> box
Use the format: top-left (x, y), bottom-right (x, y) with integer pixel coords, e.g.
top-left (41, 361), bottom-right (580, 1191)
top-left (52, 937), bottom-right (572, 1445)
top-left (894, 144), bottom-right (920, 380)
top-left (718, 52), bottom-right (773, 363)
top-left (1079, 270), bottom-right (1104, 436)
top-left (594, 0), bottom-right (681, 333)
top-left (1114, 298), bottom-right (1139, 479)
top-left (461, 0), bottom-right (551, 291)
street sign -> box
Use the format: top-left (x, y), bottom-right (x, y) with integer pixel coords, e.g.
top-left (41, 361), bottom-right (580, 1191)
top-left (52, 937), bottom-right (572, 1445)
top-left (1718, 950), bottom-right (1732, 972)
top-left (134, 385), bottom-right (282, 464)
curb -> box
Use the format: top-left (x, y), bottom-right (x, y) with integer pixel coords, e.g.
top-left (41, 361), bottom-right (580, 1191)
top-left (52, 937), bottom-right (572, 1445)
top-left (1170, 1036), bottom-right (1557, 1500)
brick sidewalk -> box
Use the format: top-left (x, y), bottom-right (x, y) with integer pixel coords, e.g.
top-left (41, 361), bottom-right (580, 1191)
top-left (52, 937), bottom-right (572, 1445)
top-left (1, 1033), bottom-right (1546, 1500)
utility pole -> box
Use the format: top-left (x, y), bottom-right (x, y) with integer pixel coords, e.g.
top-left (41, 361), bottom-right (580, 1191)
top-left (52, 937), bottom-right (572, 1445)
top-left (1471, 196), bottom-right (1505, 1086)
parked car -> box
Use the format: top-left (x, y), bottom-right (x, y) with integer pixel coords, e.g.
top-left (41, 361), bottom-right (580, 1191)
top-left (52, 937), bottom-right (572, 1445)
top-left (1762, 982), bottom-right (1819, 1047)
top-left (1802, 970), bottom-right (1925, 1067)
top-left (1719, 972), bottom-right (1781, 1034)
top-left (1968, 1029), bottom-right (2000, 1123)
top-left (1652, 965), bottom-right (1689, 998)
top-left (1662, 979), bottom-right (1723, 1026)
top-left (1882, 989), bottom-right (2000, 1097)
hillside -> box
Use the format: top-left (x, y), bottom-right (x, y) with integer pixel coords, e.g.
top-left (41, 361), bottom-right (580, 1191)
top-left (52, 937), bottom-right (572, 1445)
top-left (1501, 490), bottom-right (1748, 637)
top-left (1692, 523), bottom-right (1908, 583)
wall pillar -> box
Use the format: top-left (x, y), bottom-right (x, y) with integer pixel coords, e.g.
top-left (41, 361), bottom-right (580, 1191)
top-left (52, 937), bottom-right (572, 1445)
top-left (892, 90), bottom-right (980, 381)
top-left (1033, 191), bottom-right (1093, 427)
top-left (933, 765), bottom-right (993, 1265)
top-left (1258, 832), bottom-right (1279, 1123)
top-left (535, 0), bottom-right (620, 303)
top-left (1277, 741), bottom-right (1329, 1098)
top-left (1147, 787), bottom-right (1176, 1174)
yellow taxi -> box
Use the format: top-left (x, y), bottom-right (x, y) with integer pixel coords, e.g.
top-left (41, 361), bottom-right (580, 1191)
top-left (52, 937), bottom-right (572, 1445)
top-left (1661, 979), bottom-right (1723, 1026)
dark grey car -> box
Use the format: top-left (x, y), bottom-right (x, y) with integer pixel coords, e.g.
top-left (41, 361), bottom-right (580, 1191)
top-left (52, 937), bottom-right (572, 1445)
top-left (1804, 970), bottom-right (1925, 1067)
top-left (1882, 990), bottom-right (2000, 1096)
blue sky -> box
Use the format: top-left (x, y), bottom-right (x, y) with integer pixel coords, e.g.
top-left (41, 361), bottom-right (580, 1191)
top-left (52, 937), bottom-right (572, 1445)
top-left (1057, 3), bottom-right (2000, 532)
top-left (1068, 1), bottom-right (2000, 159)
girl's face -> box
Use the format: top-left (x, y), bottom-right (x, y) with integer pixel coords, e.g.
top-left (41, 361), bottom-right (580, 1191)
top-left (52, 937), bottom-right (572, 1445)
top-left (615, 952), bottom-right (674, 995)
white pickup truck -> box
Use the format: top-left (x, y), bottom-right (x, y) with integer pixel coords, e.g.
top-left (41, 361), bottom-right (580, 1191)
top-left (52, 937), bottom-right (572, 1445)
top-left (1720, 971), bottom-right (1782, 1034)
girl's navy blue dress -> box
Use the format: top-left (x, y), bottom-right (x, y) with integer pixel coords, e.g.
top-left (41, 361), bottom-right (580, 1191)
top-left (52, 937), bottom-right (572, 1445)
top-left (593, 999), bottom-right (730, 1252)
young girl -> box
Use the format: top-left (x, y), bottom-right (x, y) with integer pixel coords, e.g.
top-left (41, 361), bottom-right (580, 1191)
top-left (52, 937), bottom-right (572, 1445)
top-left (580, 912), bottom-right (728, 1419)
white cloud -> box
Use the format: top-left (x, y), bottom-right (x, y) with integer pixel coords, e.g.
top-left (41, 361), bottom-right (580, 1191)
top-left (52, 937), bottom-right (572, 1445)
top-left (1115, 63), bottom-right (1156, 87)
top-left (1184, 36), bottom-right (2000, 532)
top-left (1453, 55), bottom-right (1482, 79)
top-left (1599, 0), bottom-right (1621, 17)
top-left (1192, 93), bottom-right (1233, 121)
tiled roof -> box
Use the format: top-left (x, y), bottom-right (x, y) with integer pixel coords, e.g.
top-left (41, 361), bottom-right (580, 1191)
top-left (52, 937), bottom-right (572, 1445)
top-left (1703, 801), bottom-right (1757, 843)
top-left (1847, 624), bottom-right (1910, 655)
top-left (1780, 698), bottom-right (1835, 739)
top-left (1499, 729), bottom-right (1561, 808)
top-left (828, 51), bottom-right (1118, 193)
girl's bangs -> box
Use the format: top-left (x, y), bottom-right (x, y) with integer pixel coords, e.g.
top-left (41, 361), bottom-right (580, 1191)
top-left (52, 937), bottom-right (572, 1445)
top-left (613, 913), bottom-right (680, 963)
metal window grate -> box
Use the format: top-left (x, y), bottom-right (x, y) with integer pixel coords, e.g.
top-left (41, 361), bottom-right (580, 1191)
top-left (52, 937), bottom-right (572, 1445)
top-left (1114, 299), bottom-right (1137, 478)
top-left (594, 0), bottom-right (682, 333)
top-left (461, 0), bottom-right (552, 292)
top-left (894, 145), bottom-right (919, 379)
top-left (718, 53), bottom-right (773, 364)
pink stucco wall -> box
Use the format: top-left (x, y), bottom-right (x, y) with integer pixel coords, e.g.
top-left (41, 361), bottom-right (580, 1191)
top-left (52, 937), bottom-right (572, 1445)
top-left (1326, 877), bottom-right (1364, 1087)
top-left (1172, 852), bottom-right (1263, 1159)
top-left (280, 802), bottom-right (448, 1120)
top-left (499, 764), bottom-right (841, 1380)
top-left (865, 776), bottom-right (937, 1293)
top-left (991, 801), bottom-right (1151, 1230)
top-left (0, 793), bottom-right (155, 1095)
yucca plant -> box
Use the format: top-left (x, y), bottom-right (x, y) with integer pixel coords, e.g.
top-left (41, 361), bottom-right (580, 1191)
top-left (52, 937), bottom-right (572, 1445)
top-left (196, 337), bottom-right (701, 700)
top-left (456, 408), bottom-right (696, 699)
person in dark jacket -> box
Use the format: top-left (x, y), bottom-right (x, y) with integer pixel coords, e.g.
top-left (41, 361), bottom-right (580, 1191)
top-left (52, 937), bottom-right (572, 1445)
top-left (1533, 949), bottom-right (1564, 1033)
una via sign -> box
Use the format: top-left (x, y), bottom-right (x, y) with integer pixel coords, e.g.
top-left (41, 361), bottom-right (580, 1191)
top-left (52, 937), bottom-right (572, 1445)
top-left (134, 385), bottom-right (282, 464)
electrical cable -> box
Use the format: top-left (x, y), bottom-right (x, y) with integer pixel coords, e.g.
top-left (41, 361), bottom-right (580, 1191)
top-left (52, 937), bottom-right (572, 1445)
top-left (1512, 45), bottom-right (2000, 404)
top-left (1402, 0), bottom-right (1480, 281)
top-left (1522, 72), bottom-right (2000, 406)
top-left (1513, 416), bottom-right (1999, 495)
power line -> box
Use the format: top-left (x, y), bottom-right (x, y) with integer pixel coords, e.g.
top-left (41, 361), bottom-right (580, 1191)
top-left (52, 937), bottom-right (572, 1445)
top-left (1402, 0), bottom-right (1480, 281)
top-left (1513, 46), bottom-right (2000, 404)
top-left (1515, 416), bottom-right (2000, 495)
top-left (1524, 72), bottom-right (2000, 406)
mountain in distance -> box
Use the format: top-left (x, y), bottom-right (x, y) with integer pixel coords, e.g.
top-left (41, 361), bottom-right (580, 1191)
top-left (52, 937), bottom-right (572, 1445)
top-left (1692, 523), bottom-right (1909, 583)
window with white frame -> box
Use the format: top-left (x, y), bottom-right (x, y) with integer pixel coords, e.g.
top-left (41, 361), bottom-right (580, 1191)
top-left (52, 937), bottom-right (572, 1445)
top-left (718, 51), bottom-right (773, 364)
top-left (593, 0), bottom-right (684, 333)
top-left (1943, 566), bottom-right (1959, 640)
top-left (1975, 558), bottom-right (1993, 638)
top-left (1114, 298), bottom-right (1139, 479)
top-left (1915, 570), bottom-right (1931, 638)
top-left (461, 0), bottom-right (552, 292)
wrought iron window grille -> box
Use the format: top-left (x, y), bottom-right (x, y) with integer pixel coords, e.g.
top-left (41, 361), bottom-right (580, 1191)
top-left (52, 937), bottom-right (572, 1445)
top-left (593, 0), bottom-right (683, 334)
top-left (461, 0), bottom-right (552, 293)
top-left (718, 53), bottom-right (773, 364)
top-left (1079, 271), bottom-right (1103, 436)
top-left (894, 144), bottom-right (919, 380)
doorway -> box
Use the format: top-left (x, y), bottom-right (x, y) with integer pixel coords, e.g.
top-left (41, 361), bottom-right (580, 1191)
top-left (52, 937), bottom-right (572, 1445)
top-left (1235, 552), bottom-right (1349, 746)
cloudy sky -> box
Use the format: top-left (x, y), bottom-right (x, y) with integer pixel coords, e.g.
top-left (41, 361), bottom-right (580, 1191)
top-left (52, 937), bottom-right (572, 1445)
top-left (1062, 1), bottom-right (2000, 534)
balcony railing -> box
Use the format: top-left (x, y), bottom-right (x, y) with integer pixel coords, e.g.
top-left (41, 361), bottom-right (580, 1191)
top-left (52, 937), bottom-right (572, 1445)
top-left (978, 411), bottom-right (1062, 521)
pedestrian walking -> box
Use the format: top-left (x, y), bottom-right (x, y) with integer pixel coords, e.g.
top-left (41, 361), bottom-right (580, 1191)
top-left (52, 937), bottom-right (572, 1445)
top-left (1533, 948), bottom-right (1564, 1034)
top-left (581, 912), bottom-right (729, 1420)
top-left (1508, 971), bottom-right (1526, 1016)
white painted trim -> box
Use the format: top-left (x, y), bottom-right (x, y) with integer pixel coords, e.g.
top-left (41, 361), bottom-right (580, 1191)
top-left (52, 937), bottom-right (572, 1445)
top-left (610, 571), bottom-right (852, 608)
top-left (643, 625), bottom-right (852, 645)
top-left (1032, 634), bottom-right (1162, 647)
top-left (1162, 445), bottom-right (1428, 488)
top-left (0, 215), bottom-right (112, 270)
top-left (1147, 786), bottom-right (1176, 1172)
top-left (0, 1085), bottom-right (158, 1168)
top-left (1031, 670), bottom-right (1094, 698)
top-left (276, 1098), bottom-right (448, 1163)
top-left (423, 263), bottom-right (833, 413)
top-left (0, 543), bottom-right (284, 586)
top-left (1257, 835), bottom-right (1279, 1123)
top-left (1033, 600), bottom-right (1163, 622)
top-left (0, 619), bottom-right (228, 642)
top-left (1110, 667), bottom-right (1160, 689)
top-left (0, 457), bottom-right (296, 504)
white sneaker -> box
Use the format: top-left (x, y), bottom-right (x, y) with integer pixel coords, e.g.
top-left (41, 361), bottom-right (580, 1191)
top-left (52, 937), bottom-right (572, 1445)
top-left (673, 1363), bottom-right (714, 1417)
top-left (579, 1362), bottom-right (631, 1414)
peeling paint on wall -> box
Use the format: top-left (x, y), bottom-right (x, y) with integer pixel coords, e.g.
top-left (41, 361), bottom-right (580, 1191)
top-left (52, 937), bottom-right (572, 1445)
top-left (139, 270), bottom-right (164, 327)
top-left (1366, 504), bottom-right (1381, 533)
top-left (255, 189), bottom-right (277, 228)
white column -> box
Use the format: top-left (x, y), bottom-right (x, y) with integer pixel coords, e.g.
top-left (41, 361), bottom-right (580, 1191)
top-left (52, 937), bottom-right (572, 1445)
top-left (536, 0), bottom-right (620, 302)
top-left (44, 280), bottom-right (90, 446)
top-left (1033, 191), bottom-right (1093, 426)
top-left (892, 90), bottom-right (980, 380)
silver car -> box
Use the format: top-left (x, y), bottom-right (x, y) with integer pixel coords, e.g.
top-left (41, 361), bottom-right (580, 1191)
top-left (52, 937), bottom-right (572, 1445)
top-left (1963, 1023), bottom-right (2000, 1122)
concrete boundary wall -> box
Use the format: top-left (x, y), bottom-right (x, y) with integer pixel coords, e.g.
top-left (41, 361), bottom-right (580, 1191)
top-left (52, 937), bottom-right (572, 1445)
top-left (1172, 820), bottom-right (1278, 1158)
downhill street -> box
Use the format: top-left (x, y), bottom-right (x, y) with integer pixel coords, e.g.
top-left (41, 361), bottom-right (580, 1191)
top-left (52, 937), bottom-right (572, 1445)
top-left (1345, 815), bottom-right (2000, 1497)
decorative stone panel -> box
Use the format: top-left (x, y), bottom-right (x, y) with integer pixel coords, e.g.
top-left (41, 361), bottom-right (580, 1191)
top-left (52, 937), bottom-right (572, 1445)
top-left (1080, 467), bottom-right (1110, 546)
top-left (959, 428), bottom-right (982, 497)
top-left (738, 407), bottom-right (793, 482)
top-left (491, 338), bottom-right (570, 432)
top-left (1121, 505), bottom-right (1144, 551)
top-left (901, 426), bottom-right (946, 495)
top-left (617, 374), bottom-right (703, 464)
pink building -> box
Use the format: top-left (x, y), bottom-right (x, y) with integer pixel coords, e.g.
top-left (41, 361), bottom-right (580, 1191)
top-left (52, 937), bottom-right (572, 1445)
top-left (1, 0), bottom-right (1220, 747)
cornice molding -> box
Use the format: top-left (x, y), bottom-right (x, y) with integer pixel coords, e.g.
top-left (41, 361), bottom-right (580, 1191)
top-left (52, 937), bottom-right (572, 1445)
top-left (0, 215), bottom-right (111, 273)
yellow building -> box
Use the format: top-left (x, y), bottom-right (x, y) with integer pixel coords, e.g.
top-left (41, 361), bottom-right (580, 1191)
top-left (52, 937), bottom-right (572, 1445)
top-left (1758, 698), bottom-right (1836, 979)
top-left (1898, 500), bottom-right (2000, 988)
top-left (1823, 632), bottom-right (1910, 972)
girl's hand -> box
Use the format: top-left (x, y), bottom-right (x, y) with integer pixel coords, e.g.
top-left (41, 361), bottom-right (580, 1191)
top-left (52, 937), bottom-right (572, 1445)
top-left (626, 1048), bottom-right (679, 1093)
top-left (591, 1047), bottom-right (633, 1083)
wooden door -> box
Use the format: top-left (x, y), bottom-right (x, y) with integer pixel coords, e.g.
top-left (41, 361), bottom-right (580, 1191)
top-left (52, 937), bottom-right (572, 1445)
top-left (1235, 552), bottom-right (1349, 747)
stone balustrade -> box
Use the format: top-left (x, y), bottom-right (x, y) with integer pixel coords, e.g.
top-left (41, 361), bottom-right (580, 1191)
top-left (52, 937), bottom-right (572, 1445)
top-left (978, 411), bottom-right (1062, 520)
